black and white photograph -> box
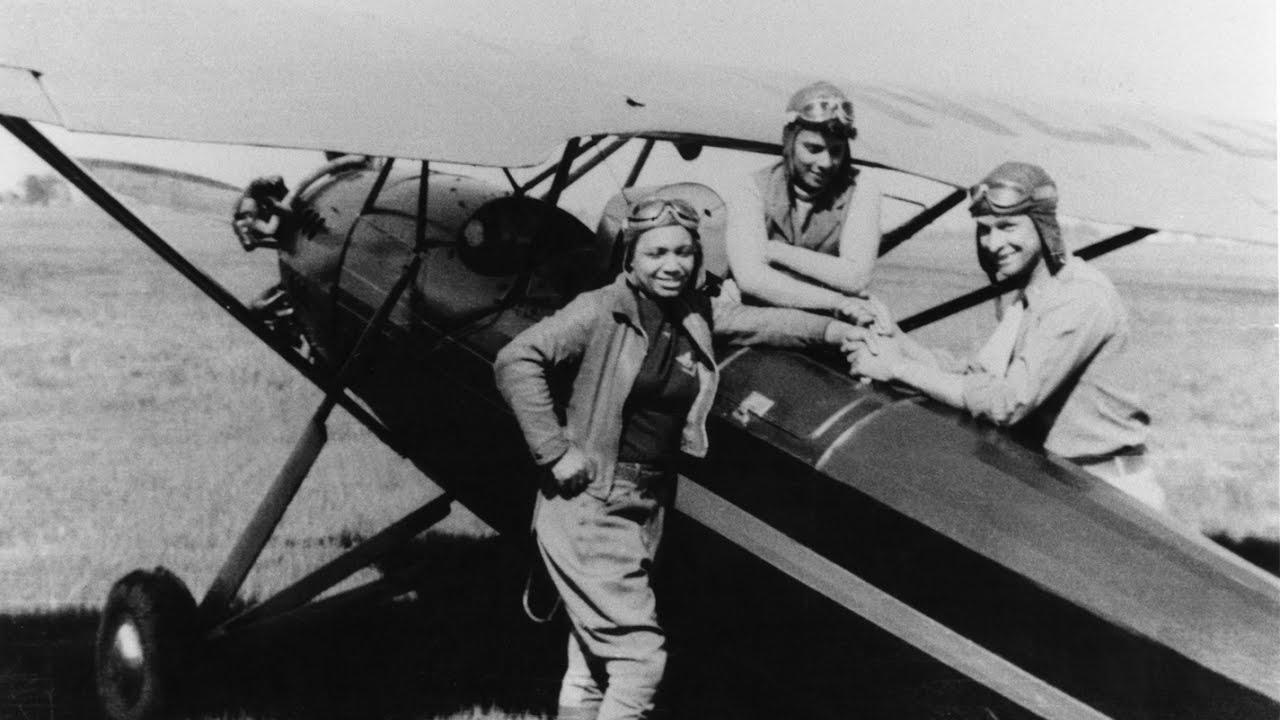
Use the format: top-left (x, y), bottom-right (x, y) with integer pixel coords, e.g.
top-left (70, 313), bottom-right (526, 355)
top-left (1, 1), bottom-right (1276, 718)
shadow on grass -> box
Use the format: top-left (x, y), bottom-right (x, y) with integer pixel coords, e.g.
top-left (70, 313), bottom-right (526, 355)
top-left (195, 534), bottom-right (565, 720)
top-left (0, 532), bottom-right (798, 720)
top-left (0, 606), bottom-right (100, 720)
top-left (0, 534), bottom-right (564, 720)
top-left (3, 531), bottom-right (1276, 720)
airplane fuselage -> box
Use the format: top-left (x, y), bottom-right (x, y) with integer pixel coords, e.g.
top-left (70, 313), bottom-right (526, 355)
top-left (271, 165), bottom-right (1280, 719)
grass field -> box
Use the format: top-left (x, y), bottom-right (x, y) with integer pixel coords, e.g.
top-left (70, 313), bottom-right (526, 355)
top-left (0, 205), bottom-right (551, 719)
top-left (0, 203), bottom-right (1276, 718)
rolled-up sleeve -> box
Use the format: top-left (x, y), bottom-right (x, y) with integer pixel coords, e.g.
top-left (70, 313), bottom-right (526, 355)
top-left (494, 295), bottom-right (598, 465)
top-left (961, 294), bottom-right (1115, 426)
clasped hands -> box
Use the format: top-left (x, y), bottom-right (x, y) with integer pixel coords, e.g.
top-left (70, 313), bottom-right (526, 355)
top-left (830, 294), bottom-right (903, 382)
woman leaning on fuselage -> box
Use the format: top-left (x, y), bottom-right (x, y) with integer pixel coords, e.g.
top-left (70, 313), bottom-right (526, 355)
top-left (723, 81), bottom-right (883, 316)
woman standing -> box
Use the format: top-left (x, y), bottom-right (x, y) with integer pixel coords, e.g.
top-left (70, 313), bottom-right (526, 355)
top-left (495, 196), bottom-right (858, 719)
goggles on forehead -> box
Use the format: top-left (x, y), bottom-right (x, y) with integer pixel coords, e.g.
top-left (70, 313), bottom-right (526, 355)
top-left (968, 180), bottom-right (1058, 214)
top-left (626, 197), bottom-right (700, 233)
top-left (786, 95), bottom-right (856, 134)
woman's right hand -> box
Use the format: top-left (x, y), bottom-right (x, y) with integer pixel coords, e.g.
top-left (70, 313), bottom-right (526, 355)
top-left (550, 446), bottom-right (597, 497)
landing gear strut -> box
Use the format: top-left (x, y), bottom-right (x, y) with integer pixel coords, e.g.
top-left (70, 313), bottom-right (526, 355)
top-left (89, 162), bottom-right (453, 719)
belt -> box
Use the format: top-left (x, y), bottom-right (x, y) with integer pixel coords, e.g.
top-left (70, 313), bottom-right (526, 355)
top-left (613, 461), bottom-right (672, 485)
top-left (588, 461), bottom-right (672, 500)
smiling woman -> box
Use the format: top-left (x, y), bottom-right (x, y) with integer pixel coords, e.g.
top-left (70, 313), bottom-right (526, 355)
top-left (722, 81), bottom-right (884, 314)
top-left (624, 198), bottom-right (701, 299)
top-left (494, 191), bottom-right (859, 719)
top-left (494, 196), bottom-right (719, 719)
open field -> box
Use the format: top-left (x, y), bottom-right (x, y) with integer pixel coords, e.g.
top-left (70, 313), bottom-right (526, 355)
top-left (0, 203), bottom-right (1276, 718)
top-left (0, 206), bottom-right (559, 719)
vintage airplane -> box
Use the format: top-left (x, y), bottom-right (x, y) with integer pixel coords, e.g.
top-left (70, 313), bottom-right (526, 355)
top-left (2, 2), bottom-right (1278, 719)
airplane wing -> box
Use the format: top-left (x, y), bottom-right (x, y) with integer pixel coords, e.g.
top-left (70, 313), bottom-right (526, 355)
top-left (1, 0), bottom-right (1274, 242)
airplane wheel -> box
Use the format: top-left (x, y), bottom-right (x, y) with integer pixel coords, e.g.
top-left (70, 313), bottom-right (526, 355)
top-left (95, 567), bottom-right (199, 720)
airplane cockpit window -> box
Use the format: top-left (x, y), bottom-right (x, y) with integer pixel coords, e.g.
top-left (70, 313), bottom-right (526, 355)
top-left (457, 196), bottom-right (607, 305)
top-left (336, 173), bottom-right (607, 333)
top-left (454, 196), bottom-right (608, 308)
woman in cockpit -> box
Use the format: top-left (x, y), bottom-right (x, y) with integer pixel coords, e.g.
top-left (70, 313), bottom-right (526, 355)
top-left (722, 81), bottom-right (883, 317)
top-left (494, 196), bottom-right (859, 720)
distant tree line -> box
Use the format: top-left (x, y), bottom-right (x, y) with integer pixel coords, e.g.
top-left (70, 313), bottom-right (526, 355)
top-left (0, 173), bottom-right (74, 206)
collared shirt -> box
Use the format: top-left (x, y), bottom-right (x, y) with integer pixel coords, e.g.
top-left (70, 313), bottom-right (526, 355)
top-left (618, 290), bottom-right (701, 464)
top-left (939, 258), bottom-right (1149, 459)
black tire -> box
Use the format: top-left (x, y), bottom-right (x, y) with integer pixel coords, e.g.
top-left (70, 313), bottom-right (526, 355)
top-left (95, 567), bottom-right (199, 720)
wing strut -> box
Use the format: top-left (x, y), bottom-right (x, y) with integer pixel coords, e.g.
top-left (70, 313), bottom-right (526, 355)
top-left (507, 135), bottom-right (632, 202)
top-left (200, 160), bottom-right (436, 621)
top-left (0, 115), bottom-right (400, 453)
top-left (625, 139), bottom-right (656, 188)
top-left (415, 160), bottom-right (430, 250)
top-left (502, 168), bottom-right (521, 195)
top-left (543, 136), bottom-right (582, 206)
top-left (563, 135), bottom-right (632, 189)
top-left (899, 227), bottom-right (1158, 332)
top-left (360, 156), bottom-right (396, 214)
top-left (878, 188), bottom-right (969, 257)
top-left (519, 135), bottom-right (599, 195)
top-left (212, 491), bottom-right (454, 636)
top-left (199, 250), bottom-right (425, 622)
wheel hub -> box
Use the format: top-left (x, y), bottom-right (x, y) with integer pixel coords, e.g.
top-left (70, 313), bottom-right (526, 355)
top-left (112, 619), bottom-right (146, 668)
top-left (103, 617), bottom-right (147, 707)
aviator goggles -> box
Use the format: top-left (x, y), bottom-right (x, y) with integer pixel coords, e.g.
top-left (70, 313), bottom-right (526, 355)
top-left (968, 180), bottom-right (1058, 214)
top-left (785, 95), bottom-right (856, 137)
top-left (626, 197), bottom-right (701, 234)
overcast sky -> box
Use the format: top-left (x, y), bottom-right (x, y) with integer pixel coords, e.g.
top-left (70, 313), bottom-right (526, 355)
top-left (1, 0), bottom-right (1274, 190)
top-left (423, 0), bottom-right (1275, 119)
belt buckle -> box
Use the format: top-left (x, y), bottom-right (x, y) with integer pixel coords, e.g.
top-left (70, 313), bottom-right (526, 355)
top-left (615, 462), bottom-right (667, 494)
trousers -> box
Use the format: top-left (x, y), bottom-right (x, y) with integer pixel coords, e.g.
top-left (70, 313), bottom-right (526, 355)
top-left (535, 462), bottom-right (673, 720)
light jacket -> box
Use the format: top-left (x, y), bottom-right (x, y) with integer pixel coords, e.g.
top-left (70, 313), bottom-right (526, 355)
top-left (951, 258), bottom-right (1148, 459)
top-left (494, 274), bottom-right (830, 494)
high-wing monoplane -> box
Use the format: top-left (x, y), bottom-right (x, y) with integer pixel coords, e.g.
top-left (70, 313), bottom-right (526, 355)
top-left (3, 2), bottom-right (1277, 719)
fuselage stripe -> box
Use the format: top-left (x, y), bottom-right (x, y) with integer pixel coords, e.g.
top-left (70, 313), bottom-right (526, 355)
top-left (674, 476), bottom-right (1114, 720)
